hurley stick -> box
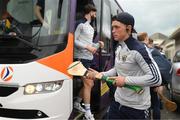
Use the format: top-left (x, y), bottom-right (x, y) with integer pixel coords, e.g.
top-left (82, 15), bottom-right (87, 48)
top-left (101, 76), bottom-right (144, 94)
top-left (157, 91), bottom-right (177, 112)
top-left (67, 61), bottom-right (144, 94)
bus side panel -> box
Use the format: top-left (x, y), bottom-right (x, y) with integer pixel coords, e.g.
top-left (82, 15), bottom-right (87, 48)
top-left (37, 33), bottom-right (74, 76)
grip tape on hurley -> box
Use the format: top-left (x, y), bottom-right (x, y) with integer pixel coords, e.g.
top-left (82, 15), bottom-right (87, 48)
top-left (101, 76), bottom-right (144, 94)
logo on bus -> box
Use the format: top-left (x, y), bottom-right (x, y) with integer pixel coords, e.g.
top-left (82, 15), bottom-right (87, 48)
top-left (1, 66), bottom-right (14, 82)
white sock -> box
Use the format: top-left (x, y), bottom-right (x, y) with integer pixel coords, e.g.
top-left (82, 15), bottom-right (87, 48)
top-left (84, 104), bottom-right (92, 115)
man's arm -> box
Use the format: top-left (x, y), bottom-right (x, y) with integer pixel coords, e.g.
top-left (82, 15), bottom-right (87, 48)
top-left (34, 5), bottom-right (44, 24)
top-left (125, 50), bottom-right (162, 87)
top-left (74, 24), bottom-right (86, 48)
top-left (102, 67), bottom-right (117, 77)
top-left (74, 24), bottom-right (97, 54)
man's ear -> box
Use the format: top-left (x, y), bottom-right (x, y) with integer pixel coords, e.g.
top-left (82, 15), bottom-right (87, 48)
top-left (126, 25), bottom-right (132, 32)
top-left (126, 25), bottom-right (133, 34)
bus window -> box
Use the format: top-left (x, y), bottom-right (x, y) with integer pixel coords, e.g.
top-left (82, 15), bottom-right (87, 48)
top-left (33, 0), bottom-right (67, 36)
top-left (7, 0), bottom-right (34, 23)
top-left (109, 0), bottom-right (123, 16)
top-left (0, 0), bottom-right (33, 37)
top-left (93, 0), bottom-right (101, 34)
top-left (102, 0), bottom-right (111, 53)
top-left (0, 0), bottom-right (70, 63)
top-left (34, 0), bottom-right (69, 46)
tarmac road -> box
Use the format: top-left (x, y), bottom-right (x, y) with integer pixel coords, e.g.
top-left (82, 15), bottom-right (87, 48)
top-left (161, 107), bottom-right (180, 120)
top-left (71, 88), bottom-right (180, 120)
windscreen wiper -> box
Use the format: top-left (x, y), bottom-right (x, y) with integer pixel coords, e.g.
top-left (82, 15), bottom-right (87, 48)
top-left (15, 36), bottom-right (41, 51)
top-left (58, 0), bottom-right (63, 18)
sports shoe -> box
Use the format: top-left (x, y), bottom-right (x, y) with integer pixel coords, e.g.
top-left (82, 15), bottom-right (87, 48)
top-left (74, 102), bottom-right (86, 113)
top-left (84, 113), bottom-right (95, 120)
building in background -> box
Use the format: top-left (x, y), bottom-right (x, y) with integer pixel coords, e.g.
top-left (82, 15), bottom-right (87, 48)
top-left (169, 27), bottom-right (180, 52)
top-left (150, 33), bottom-right (175, 60)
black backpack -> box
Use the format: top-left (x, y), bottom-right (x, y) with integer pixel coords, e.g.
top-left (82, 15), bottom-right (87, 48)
top-left (151, 48), bottom-right (172, 85)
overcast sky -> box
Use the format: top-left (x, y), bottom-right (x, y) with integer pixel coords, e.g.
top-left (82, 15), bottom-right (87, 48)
top-left (117, 0), bottom-right (180, 37)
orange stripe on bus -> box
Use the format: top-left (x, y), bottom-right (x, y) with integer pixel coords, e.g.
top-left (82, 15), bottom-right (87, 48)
top-left (37, 33), bottom-right (74, 77)
top-left (9, 66), bottom-right (13, 72)
top-left (1, 68), bottom-right (5, 79)
top-left (4, 75), bottom-right (13, 81)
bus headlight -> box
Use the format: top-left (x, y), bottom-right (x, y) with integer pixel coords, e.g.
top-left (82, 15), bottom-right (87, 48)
top-left (24, 80), bottom-right (64, 95)
top-left (24, 85), bottom-right (36, 94)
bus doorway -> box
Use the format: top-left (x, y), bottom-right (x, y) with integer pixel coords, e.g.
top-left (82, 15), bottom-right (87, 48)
top-left (71, 0), bottom-right (123, 119)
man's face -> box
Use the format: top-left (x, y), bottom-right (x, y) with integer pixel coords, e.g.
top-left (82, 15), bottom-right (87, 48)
top-left (112, 20), bottom-right (128, 41)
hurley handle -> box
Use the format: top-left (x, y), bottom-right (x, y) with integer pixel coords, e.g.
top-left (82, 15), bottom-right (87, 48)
top-left (101, 76), bottom-right (144, 94)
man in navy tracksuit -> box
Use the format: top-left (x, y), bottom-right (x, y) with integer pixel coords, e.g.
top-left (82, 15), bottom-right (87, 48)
top-left (88, 12), bottom-right (162, 119)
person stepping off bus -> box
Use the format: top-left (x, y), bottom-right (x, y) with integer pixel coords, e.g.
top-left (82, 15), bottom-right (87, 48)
top-left (73, 4), bottom-right (104, 120)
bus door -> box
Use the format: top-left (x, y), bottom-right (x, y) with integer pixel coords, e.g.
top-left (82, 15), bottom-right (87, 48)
top-left (72, 0), bottom-right (123, 115)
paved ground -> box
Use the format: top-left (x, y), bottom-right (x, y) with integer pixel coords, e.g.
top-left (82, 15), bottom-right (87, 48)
top-left (71, 89), bottom-right (180, 120)
top-left (161, 108), bottom-right (180, 120)
top-left (161, 89), bottom-right (180, 120)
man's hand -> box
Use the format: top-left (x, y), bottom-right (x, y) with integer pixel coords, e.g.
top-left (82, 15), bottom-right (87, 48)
top-left (154, 86), bottom-right (164, 94)
top-left (86, 68), bottom-right (102, 80)
top-left (8, 32), bottom-right (17, 36)
top-left (98, 41), bottom-right (104, 48)
top-left (43, 21), bottom-right (50, 29)
top-left (109, 76), bottom-right (125, 87)
top-left (86, 45), bottom-right (97, 54)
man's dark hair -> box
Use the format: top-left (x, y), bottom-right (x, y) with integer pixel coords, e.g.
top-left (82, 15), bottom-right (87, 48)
top-left (84, 4), bottom-right (96, 14)
top-left (112, 12), bottom-right (135, 33)
top-left (112, 12), bottom-right (134, 27)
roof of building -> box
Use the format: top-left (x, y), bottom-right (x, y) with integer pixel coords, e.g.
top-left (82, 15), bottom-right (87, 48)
top-left (150, 33), bottom-right (169, 45)
top-left (169, 27), bottom-right (180, 40)
top-left (150, 33), bottom-right (169, 40)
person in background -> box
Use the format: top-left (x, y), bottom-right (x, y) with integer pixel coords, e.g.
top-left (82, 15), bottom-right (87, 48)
top-left (1, 0), bottom-right (11, 20)
top-left (73, 4), bottom-right (104, 120)
top-left (154, 45), bottom-right (166, 59)
top-left (34, 0), bottom-right (48, 28)
top-left (34, 0), bottom-right (44, 24)
top-left (0, 0), bottom-right (16, 36)
top-left (138, 32), bottom-right (163, 120)
top-left (87, 12), bottom-right (162, 119)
